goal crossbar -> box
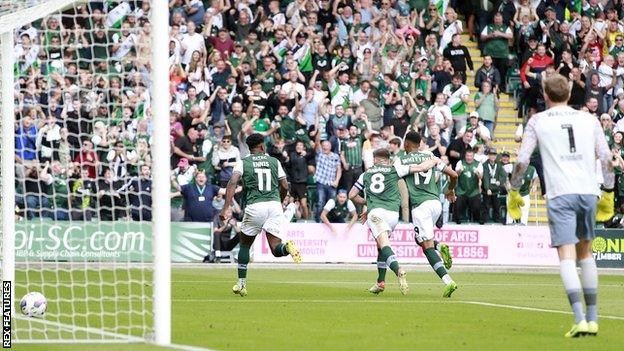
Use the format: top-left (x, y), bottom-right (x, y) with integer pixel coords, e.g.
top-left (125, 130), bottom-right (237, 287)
top-left (0, 0), bottom-right (85, 34)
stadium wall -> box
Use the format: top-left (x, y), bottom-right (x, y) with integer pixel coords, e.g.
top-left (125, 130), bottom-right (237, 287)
top-left (7, 221), bottom-right (624, 267)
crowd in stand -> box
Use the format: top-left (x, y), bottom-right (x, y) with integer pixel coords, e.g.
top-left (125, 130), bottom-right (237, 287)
top-left (12, 0), bottom-right (624, 234)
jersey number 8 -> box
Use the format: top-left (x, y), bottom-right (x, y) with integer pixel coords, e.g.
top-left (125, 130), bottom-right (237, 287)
top-left (370, 173), bottom-right (385, 193)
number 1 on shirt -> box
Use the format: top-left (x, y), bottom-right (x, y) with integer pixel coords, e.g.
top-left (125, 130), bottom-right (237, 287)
top-left (255, 168), bottom-right (271, 191)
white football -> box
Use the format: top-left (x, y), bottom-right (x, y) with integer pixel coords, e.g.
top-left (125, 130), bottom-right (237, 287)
top-left (20, 292), bottom-right (47, 318)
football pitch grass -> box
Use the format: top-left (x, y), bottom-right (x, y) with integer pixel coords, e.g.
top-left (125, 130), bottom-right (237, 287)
top-left (12, 266), bottom-right (624, 351)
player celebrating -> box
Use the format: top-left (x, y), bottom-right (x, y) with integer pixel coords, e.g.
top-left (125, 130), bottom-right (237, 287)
top-left (221, 133), bottom-right (302, 297)
top-left (509, 74), bottom-right (614, 337)
top-left (395, 132), bottom-right (459, 297)
top-left (349, 149), bottom-right (438, 295)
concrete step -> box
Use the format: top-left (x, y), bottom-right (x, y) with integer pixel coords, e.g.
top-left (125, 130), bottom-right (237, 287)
top-left (466, 101), bottom-right (516, 110)
top-left (494, 133), bottom-right (517, 139)
top-left (497, 116), bottom-right (520, 123)
top-left (493, 140), bottom-right (519, 148)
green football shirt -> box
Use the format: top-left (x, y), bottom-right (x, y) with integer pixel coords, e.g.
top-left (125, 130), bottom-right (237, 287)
top-left (355, 163), bottom-right (401, 212)
top-left (233, 153), bottom-right (286, 205)
top-left (456, 160), bottom-right (482, 197)
top-left (394, 151), bottom-right (446, 207)
top-left (519, 164), bottom-right (537, 197)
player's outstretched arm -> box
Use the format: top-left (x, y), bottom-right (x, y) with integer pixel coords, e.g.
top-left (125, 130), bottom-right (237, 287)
top-left (408, 157), bottom-right (439, 174)
top-left (594, 120), bottom-right (615, 190)
top-left (595, 119), bottom-right (616, 221)
top-left (443, 165), bottom-right (458, 202)
top-left (279, 177), bottom-right (290, 202)
top-left (511, 118), bottom-right (538, 189)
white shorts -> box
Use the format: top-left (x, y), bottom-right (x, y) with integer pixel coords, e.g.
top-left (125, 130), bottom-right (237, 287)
top-left (241, 201), bottom-right (285, 237)
top-left (366, 208), bottom-right (399, 239)
top-left (411, 200), bottom-right (442, 244)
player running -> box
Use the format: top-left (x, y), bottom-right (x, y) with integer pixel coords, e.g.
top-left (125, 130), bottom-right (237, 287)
top-left (349, 149), bottom-right (438, 295)
top-left (509, 74), bottom-right (614, 337)
top-left (221, 133), bottom-right (302, 297)
top-left (394, 132), bottom-right (459, 297)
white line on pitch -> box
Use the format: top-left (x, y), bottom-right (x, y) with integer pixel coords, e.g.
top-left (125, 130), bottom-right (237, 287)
top-left (170, 298), bottom-right (624, 321)
top-left (172, 299), bottom-right (441, 303)
top-left (459, 301), bottom-right (624, 321)
top-left (167, 342), bottom-right (218, 351)
top-left (173, 280), bottom-right (624, 288)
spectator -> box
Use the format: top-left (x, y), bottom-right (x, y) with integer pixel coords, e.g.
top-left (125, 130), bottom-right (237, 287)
top-left (442, 73), bottom-right (471, 134)
top-left (320, 189), bottom-right (357, 235)
top-left (180, 21), bottom-right (205, 67)
top-left (427, 93), bottom-right (453, 142)
top-left (106, 141), bottom-right (130, 181)
top-left (568, 66), bottom-right (587, 109)
top-left (97, 168), bottom-right (128, 221)
top-left (225, 102), bottom-right (247, 147)
top-left (443, 34), bottom-right (474, 83)
top-left (205, 206), bottom-right (241, 263)
top-left (439, 8), bottom-right (463, 52)
top-left (481, 148), bottom-right (507, 224)
top-left (128, 164), bottom-right (152, 221)
top-left (48, 161), bottom-right (73, 220)
top-left (74, 139), bottom-right (100, 179)
top-left (496, 0), bottom-right (516, 27)
top-left (387, 105), bottom-right (409, 139)
top-left (70, 167), bottom-right (97, 221)
top-left (447, 130), bottom-right (474, 169)
top-left (480, 12), bottom-right (513, 92)
top-left (212, 135), bottom-right (240, 187)
top-left (474, 55), bottom-right (501, 91)
top-left (425, 125), bottom-right (448, 158)
top-left (314, 140), bottom-right (341, 222)
top-left (172, 126), bottom-right (204, 168)
top-left (459, 112), bottom-right (491, 147)
top-left (473, 81), bottom-right (499, 136)
top-left (171, 157), bottom-right (196, 221)
top-left (173, 170), bottom-right (224, 222)
top-left (15, 115), bottom-right (38, 166)
top-left (340, 125), bottom-right (364, 191)
top-left (285, 141), bottom-right (313, 219)
top-left (454, 148), bottom-right (483, 224)
top-left (19, 162), bottom-right (52, 219)
top-left (36, 114), bottom-right (61, 163)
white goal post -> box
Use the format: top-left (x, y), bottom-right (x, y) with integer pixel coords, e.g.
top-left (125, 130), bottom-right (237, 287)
top-left (0, 0), bottom-right (170, 345)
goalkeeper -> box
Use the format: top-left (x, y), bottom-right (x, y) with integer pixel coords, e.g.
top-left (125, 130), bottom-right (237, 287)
top-left (510, 74), bottom-right (614, 338)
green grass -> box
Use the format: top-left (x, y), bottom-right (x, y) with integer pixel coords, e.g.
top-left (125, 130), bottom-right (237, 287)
top-left (11, 267), bottom-right (624, 351)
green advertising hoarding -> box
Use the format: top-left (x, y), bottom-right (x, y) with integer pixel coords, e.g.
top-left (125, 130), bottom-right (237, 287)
top-left (593, 229), bottom-right (624, 268)
top-left (13, 220), bottom-right (212, 263)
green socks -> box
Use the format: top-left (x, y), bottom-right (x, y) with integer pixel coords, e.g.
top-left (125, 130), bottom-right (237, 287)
top-left (377, 249), bottom-right (387, 283)
top-left (272, 243), bottom-right (289, 257)
top-left (424, 247), bottom-right (447, 279)
top-left (238, 244), bottom-right (251, 279)
top-left (380, 246), bottom-right (400, 276)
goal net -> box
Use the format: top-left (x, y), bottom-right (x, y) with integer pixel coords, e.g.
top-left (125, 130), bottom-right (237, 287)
top-left (1, 0), bottom-right (170, 345)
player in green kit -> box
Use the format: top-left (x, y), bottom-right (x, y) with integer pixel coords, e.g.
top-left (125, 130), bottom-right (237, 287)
top-left (221, 134), bottom-right (301, 297)
top-left (394, 132), bottom-right (460, 297)
top-left (349, 148), bottom-right (439, 294)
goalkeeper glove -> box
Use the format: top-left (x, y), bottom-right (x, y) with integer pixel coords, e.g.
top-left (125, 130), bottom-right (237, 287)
top-left (507, 189), bottom-right (525, 221)
top-left (596, 189), bottom-right (615, 222)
